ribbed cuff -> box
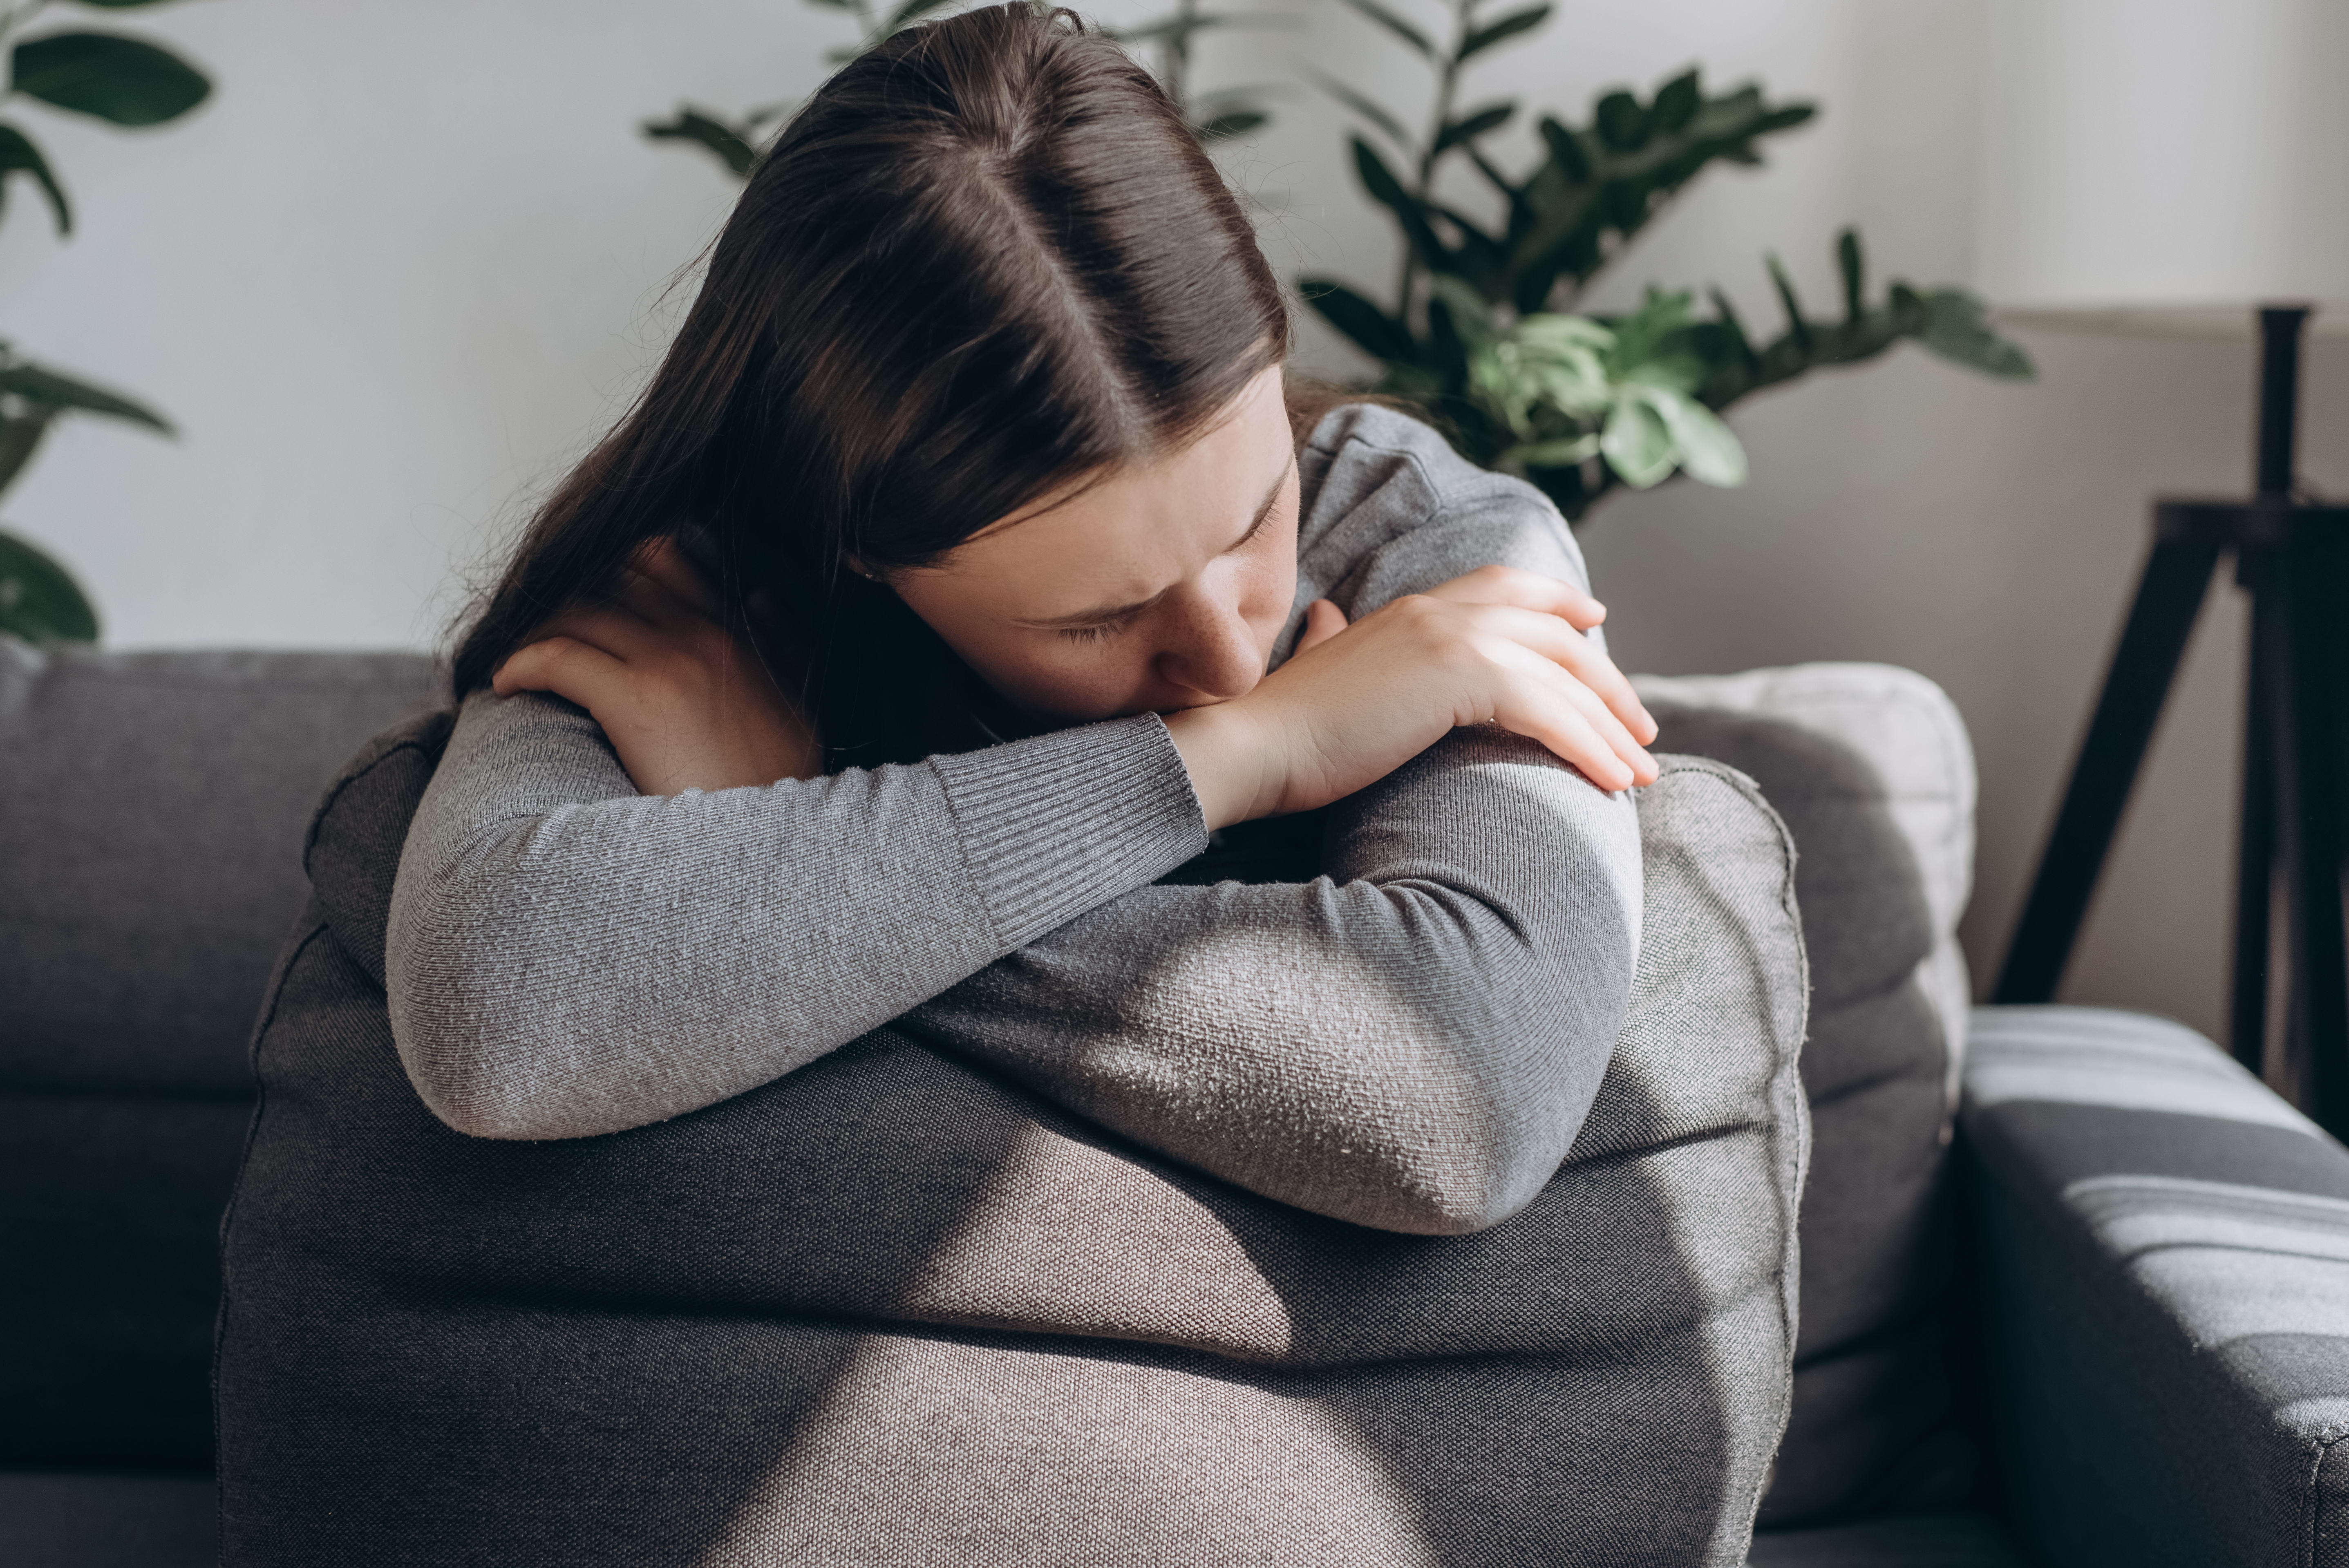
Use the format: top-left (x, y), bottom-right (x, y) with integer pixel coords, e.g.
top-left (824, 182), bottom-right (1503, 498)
top-left (931, 713), bottom-right (1208, 947)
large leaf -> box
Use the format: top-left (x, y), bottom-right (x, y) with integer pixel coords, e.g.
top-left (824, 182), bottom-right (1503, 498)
top-left (644, 107), bottom-right (760, 177)
top-left (0, 121), bottom-right (70, 233)
top-left (0, 528), bottom-right (99, 643)
top-left (1600, 398), bottom-right (1674, 489)
top-left (0, 358), bottom-right (171, 430)
top-left (1458, 4), bottom-right (1550, 62)
top-left (1645, 387), bottom-right (1747, 486)
top-left (12, 32), bottom-right (210, 126)
top-left (1298, 277), bottom-right (1417, 363)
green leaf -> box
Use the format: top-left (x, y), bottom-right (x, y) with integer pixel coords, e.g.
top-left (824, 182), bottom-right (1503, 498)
top-left (1331, 0), bottom-right (1434, 58)
top-left (0, 528), bottom-right (100, 643)
top-left (0, 412), bottom-right (48, 497)
top-left (1917, 289), bottom-right (2035, 378)
top-left (12, 32), bottom-right (210, 126)
top-left (1536, 115), bottom-right (1591, 184)
top-left (0, 122), bottom-right (70, 234)
top-left (1298, 277), bottom-right (1417, 364)
top-left (1651, 69), bottom-right (1701, 133)
top-left (1195, 109), bottom-right (1268, 141)
top-left (1305, 69), bottom-right (1416, 154)
top-left (1766, 253), bottom-right (1812, 353)
top-left (1593, 89), bottom-right (1648, 152)
top-left (0, 358), bottom-right (171, 430)
top-left (1600, 397), bottom-right (1674, 489)
top-left (643, 107), bottom-right (760, 177)
top-left (1646, 387), bottom-right (1747, 486)
top-left (1458, 4), bottom-right (1550, 61)
top-left (1350, 136), bottom-right (1446, 269)
top-left (1433, 101), bottom-right (1513, 153)
top-left (1427, 274), bottom-right (1499, 351)
top-left (1836, 228), bottom-right (1864, 324)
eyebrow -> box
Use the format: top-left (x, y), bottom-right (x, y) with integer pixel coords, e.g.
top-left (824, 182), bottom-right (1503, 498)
top-left (1018, 459), bottom-right (1295, 631)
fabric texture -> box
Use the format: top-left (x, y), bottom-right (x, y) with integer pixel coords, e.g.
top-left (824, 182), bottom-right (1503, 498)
top-left (0, 1472), bottom-right (215, 1568)
top-left (1634, 664), bottom-right (1977, 1526)
top-left (1745, 1511), bottom-right (2025, 1568)
top-left (217, 743), bottom-right (1807, 1566)
top-left (1963, 1005), bottom-right (2349, 1568)
top-left (385, 404), bottom-right (1642, 1236)
top-left (0, 635), bottom-right (437, 1472)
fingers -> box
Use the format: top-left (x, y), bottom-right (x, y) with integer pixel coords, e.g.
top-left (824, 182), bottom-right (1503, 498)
top-left (1484, 637), bottom-right (1656, 787)
top-left (1475, 604), bottom-right (1658, 747)
top-left (1294, 598), bottom-right (1348, 655)
top-left (1484, 673), bottom-right (1640, 792)
top-left (1425, 564), bottom-right (1607, 631)
top-left (492, 635), bottom-right (631, 711)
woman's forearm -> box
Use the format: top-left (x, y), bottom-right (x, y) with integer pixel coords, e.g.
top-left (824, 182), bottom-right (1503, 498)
top-left (384, 689), bottom-right (1206, 1140)
top-left (902, 725), bottom-right (1641, 1235)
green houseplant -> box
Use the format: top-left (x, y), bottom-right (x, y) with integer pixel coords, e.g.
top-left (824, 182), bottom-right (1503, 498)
top-left (1302, 0), bottom-right (2031, 520)
top-left (0, 0), bottom-right (210, 644)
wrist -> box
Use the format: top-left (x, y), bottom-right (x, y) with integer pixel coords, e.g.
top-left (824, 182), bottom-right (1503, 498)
top-left (1161, 698), bottom-right (1277, 832)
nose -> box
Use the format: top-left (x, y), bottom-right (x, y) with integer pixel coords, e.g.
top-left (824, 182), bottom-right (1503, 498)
top-left (1153, 584), bottom-right (1264, 705)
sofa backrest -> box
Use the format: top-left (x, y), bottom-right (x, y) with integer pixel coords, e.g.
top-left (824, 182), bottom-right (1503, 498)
top-left (1637, 663), bottom-right (1980, 1528)
top-left (0, 635), bottom-right (439, 1470)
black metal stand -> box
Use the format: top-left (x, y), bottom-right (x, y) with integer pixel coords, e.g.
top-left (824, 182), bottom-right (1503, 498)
top-left (1993, 306), bottom-right (2349, 1141)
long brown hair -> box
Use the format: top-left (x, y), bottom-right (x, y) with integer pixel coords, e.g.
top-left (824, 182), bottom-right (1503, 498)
top-left (451, 3), bottom-right (1292, 758)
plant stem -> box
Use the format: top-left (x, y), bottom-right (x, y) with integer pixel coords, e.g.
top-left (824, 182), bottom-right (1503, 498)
top-left (1392, 0), bottom-right (1473, 327)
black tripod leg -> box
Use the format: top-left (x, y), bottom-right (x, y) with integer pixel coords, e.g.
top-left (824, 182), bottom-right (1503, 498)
top-left (2232, 566), bottom-right (2277, 1074)
top-left (1995, 529), bottom-right (2224, 1004)
top-left (2275, 530), bottom-right (2349, 1139)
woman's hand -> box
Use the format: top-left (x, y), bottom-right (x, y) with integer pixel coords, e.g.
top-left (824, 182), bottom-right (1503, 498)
top-left (491, 538), bottom-right (821, 796)
top-left (1163, 564), bottom-right (1659, 830)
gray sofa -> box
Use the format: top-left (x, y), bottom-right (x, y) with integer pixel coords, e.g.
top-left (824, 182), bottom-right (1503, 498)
top-left (3, 635), bottom-right (2346, 1566)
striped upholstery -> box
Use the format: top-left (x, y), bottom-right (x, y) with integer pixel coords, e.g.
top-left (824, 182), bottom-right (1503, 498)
top-left (1963, 1004), bottom-right (2349, 1567)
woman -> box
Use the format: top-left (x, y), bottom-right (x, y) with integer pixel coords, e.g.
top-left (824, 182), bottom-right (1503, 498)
top-left (387, 1), bottom-right (1656, 1235)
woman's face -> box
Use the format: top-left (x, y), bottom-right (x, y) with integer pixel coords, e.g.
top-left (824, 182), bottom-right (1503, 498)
top-left (888, 365), bottom-right (1301, 723)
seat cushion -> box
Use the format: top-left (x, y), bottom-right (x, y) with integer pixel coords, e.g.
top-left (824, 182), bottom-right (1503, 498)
top-left (0, 1472), bottom-right (214, 1568)
top-left (1635, 664), bottom-right (1979, 1525)
top-left (217, 729), bottom-right (1808, 1567)
top-left (0, 637), bottom-right (439, 1472)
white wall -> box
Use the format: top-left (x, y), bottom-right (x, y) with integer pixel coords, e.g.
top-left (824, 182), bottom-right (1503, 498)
top-left (9, 0), bottom-right (2343, 1047)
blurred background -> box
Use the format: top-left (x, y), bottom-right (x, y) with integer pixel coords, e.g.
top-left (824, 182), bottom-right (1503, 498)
top-left (6, 0), bottom-right (2343, 1043)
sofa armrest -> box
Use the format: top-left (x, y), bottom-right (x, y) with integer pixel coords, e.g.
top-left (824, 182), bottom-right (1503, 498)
top-left (1959, 1005), bottom-right (2349, 1568)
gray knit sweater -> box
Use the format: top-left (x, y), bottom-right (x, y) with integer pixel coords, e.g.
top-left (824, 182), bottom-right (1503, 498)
top-left (386, 405), bottom-right (1641, 1235)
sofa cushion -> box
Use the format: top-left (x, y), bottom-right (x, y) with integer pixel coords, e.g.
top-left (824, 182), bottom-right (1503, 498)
top-left (0, 1472), bottom-right (214, 1568)
top-left (1635, 663), bottom-right (1978, 1526)
top-left (0, 637), bottom-right (441, 1474)
top-left (217, 728), bottom-right (1807, 1567)
top-left (0, 636), bottom-right (441, 1093)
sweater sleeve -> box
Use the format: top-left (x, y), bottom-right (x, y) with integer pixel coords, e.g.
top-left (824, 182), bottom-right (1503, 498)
top-left (384, 693), bottom-right (1206, 1140)
top-left (898, 405), bottom-right (1643, 1236)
